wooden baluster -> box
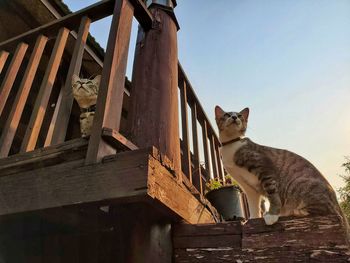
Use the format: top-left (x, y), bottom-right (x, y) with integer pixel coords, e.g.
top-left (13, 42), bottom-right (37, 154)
top-left (191, 102), bottom-right (202, 194)
top-left (50, 16), bottom-right (91, 145)
top-left (0, 43), bottom-right (28, 116)
top-left (21, 28), bottom-right (69, 152)
top-left (180, 79), bottom-right (192, 182)
top-left (0, 35), bottom-right (48, 157)
top-left (85, 0), bottom-right (133, 164)
top-left (209, 133), bottom-right (218, 179)
top-left (215, 142), bottom-right (224, 180)
top-left (201, 120), bottom-right (211, 180)
top-left (0, 51), bottom-right (9, 74)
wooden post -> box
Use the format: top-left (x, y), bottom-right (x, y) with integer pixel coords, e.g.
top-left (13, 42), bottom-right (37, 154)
top-left (0, 35), bottom-right (48, 157)
top-left (191, 102), bottom-right (202, 193)
top-left (50, 16), bottom-right (91, 145)
top-left (85, 0), bottom-right (133, 164)
top-left (21, 28), bottom-right (69, 153)
top-left (0, 43), bottom-right (28, 116)
top-left (0, 51), bottom-right (9, 74)
top-left (129, 4), bottom-right (181, 177)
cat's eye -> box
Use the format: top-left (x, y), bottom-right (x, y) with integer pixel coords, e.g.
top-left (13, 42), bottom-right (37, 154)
top-left (224, 113), bottom-right (230, 118)
top-left (237, 114), bottom-right (242, 118)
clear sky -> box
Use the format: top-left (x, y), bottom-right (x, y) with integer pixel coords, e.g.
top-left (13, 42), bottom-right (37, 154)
top-left (63, 0), bottom-right (350, 191)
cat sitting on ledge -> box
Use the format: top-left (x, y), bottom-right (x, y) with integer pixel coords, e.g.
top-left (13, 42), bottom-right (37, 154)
top-left (72, 75), bottom-right (101, 138)
top-left (214, 105), bottom-right (349, 243)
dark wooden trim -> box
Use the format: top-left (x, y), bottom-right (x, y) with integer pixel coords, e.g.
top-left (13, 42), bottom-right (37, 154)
top-left (0, 51), bottom-right (9, 74)
top-left (86, 0), bottom-right (134, 163)
top-left (0, 42), bottom-right (28, 116)
top-left (209, 134), bottom-right (218, 179)
top-left (0, 138), bottom-right (88, 177)
top-left (0, 0), bottom-right (153, 52)
top-left (190, 102), bottom-right (202, 194)
top-left (102, 127), bottom-right (138, 151)
top-left (0, 35), bottom-right (48, 158)
top-left (201, 120), bottom-right (211, 180)
top-left (215, 140), bottom-right (223, 180)
top-left (179, 79), bottom-right (192, 182)
top-left (50, 16), bottom-right (91, 145)
top-left (20, 28), bottom-right (69, 153)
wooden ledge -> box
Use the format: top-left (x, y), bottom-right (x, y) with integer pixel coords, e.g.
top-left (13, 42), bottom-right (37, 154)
top-left (0, 146), bottom-right (215, 224)
top-left (101, 127), bottom-right (138, 151)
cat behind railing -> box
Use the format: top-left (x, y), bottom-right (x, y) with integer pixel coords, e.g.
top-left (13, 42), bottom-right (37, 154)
top-left (72, 75), bottom-right (101, 138)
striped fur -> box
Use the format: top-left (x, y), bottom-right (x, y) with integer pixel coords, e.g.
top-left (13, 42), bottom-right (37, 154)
top-left (215, 106), bottom-right (349, 241)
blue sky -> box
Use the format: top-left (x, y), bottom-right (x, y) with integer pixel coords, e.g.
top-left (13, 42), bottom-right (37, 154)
top-left (64, 0), bottom-right (350, 191)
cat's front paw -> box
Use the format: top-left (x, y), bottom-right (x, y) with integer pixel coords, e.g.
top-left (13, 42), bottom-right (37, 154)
top-left (263, 213), bottom-right (279, 225)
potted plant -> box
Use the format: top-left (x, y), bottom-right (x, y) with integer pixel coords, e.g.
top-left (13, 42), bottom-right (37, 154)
top-left (205, 175), bottom-right (244, 221)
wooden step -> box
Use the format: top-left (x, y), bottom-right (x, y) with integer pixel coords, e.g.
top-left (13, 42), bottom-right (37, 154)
top-left (173, 215), bottom-right (350, 262)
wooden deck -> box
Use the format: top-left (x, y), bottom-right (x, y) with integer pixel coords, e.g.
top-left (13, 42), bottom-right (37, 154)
top-left (173, 215), bottom-right (350, 262)
top-left (0, 139), bottom-right (214, 224)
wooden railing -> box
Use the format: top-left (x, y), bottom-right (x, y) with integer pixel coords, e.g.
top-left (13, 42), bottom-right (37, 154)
top-left (0, 0), bottom-right (152, 160)
top-left (0, 0), bottom-right (226, 203)
top-left (178, 63), bottom-right (224, 195)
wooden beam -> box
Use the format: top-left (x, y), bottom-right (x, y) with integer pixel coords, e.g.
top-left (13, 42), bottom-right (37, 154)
top-left (0, 42), bottom-right (28, 116)
top-left (147, 155), bottom-right (215, 224)
top-left (215, 143), bottom-right (224, 180)
top-left (0, 35), bottom-right (48, 158)
top-left (21, 27), bottom-right (69, 153)
top-left (179, 79), bottom-right (192, 182)
top-left (0, 51), bottom-right (9, 74)
top-left (209, 133), bottom-right (218, 178)
top-left (86, 0), bottom-right (134, 163)
top-left (102, 127), bottom-right (138, 151)
top-left (0, 138), bottom-right (87, 177)
top-left (0, 148), bottom-right (151, 216)
top-left (50, 17), bottom-right (91, 145)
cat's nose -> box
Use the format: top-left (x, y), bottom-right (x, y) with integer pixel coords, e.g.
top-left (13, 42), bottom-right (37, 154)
top-left (232, 116), bottom-right (237, 121)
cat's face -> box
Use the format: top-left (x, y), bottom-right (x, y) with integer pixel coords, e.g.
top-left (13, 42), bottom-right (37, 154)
top-left (215, 106), bottom-right (249, 141)
top-left (72, 75), bottom-right (101, 97)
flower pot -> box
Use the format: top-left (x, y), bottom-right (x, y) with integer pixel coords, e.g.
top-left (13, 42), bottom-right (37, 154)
top-left (205, 185), bottom-right (244, 221)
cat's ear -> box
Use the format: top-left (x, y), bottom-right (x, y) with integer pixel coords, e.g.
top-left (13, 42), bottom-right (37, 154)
top-left (215, 105), bottom-right (225, 119)
top-left (93, 75), bottom-right (101, 85)
top-left (72, 74), bottom-right (80, 85)
top-left (240, 107), bottom-right (249, 121)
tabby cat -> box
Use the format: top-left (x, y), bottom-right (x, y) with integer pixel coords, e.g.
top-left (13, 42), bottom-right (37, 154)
top-left (72, 75), bottom-right (101, 138)
top-left (215, 106), bottom-right (349, 240)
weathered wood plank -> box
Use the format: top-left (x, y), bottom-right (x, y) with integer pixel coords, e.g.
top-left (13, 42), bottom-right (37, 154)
top-left (21, 27), bottom-right (69, 152)
top-left (215, 144), bottom-right (224, 180)
top-left (101, 127), bottom-right (138, 151)
top-left (0, 138), bottom-right (87, 177)
top-left (147, 155), bottom-right (215, 224)
top-left (0, 42), bottom-right (28, 116)
top-left (173, 221), bottom-right (242, 237)
top-left (179, 79), bottom-right (192, 182)
top-left (0, 148), bottom-right (151, 216)
top-left (243, 215), bottom-right (346, 249)
top-left (173, 234), bottom-right (241, 249)
top-left (0, 35), bottom-right (48, 158)
top-left (0, 51), bottom-right (9, 74)
top-left (209, 134), bottom-right (218, 179)
top-left (86, 0), bottom-right (133, 163)
top-left (50, 17), bottom-right (91, 145)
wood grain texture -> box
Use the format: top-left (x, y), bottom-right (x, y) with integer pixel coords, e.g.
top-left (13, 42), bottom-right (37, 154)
top-left (215, 143), bottom-right (224, 180)
top-left (129, 7), bottom-right (181, 178)
top-left (102, 127), bottom-right (138, 151)
top-left (0, 35), bottom-right (48, 158)
top-left (21, 27), bottom-right (69, 153)
top-left (0, 148), bottom-right (151, 216)
top-left (147, 155), bottom-right (215, 224)
top-left (86, 0), bottom-right (133, 164)
top-left (50, 16), bottom-right (91, 145)
top-left (209, 134), bottom-right (218, 179)
top-left (0, 51), bottom-right (9, 74)
top-left (0, 42), bottom-right (28, 116)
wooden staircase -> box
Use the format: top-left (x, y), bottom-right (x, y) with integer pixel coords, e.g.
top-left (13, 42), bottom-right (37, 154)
top-left (173, 215), bottom-right (350, 262)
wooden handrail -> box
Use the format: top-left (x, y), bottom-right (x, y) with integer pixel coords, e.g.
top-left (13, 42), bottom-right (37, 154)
top-left (0, 0), bottom-right (153, 52)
